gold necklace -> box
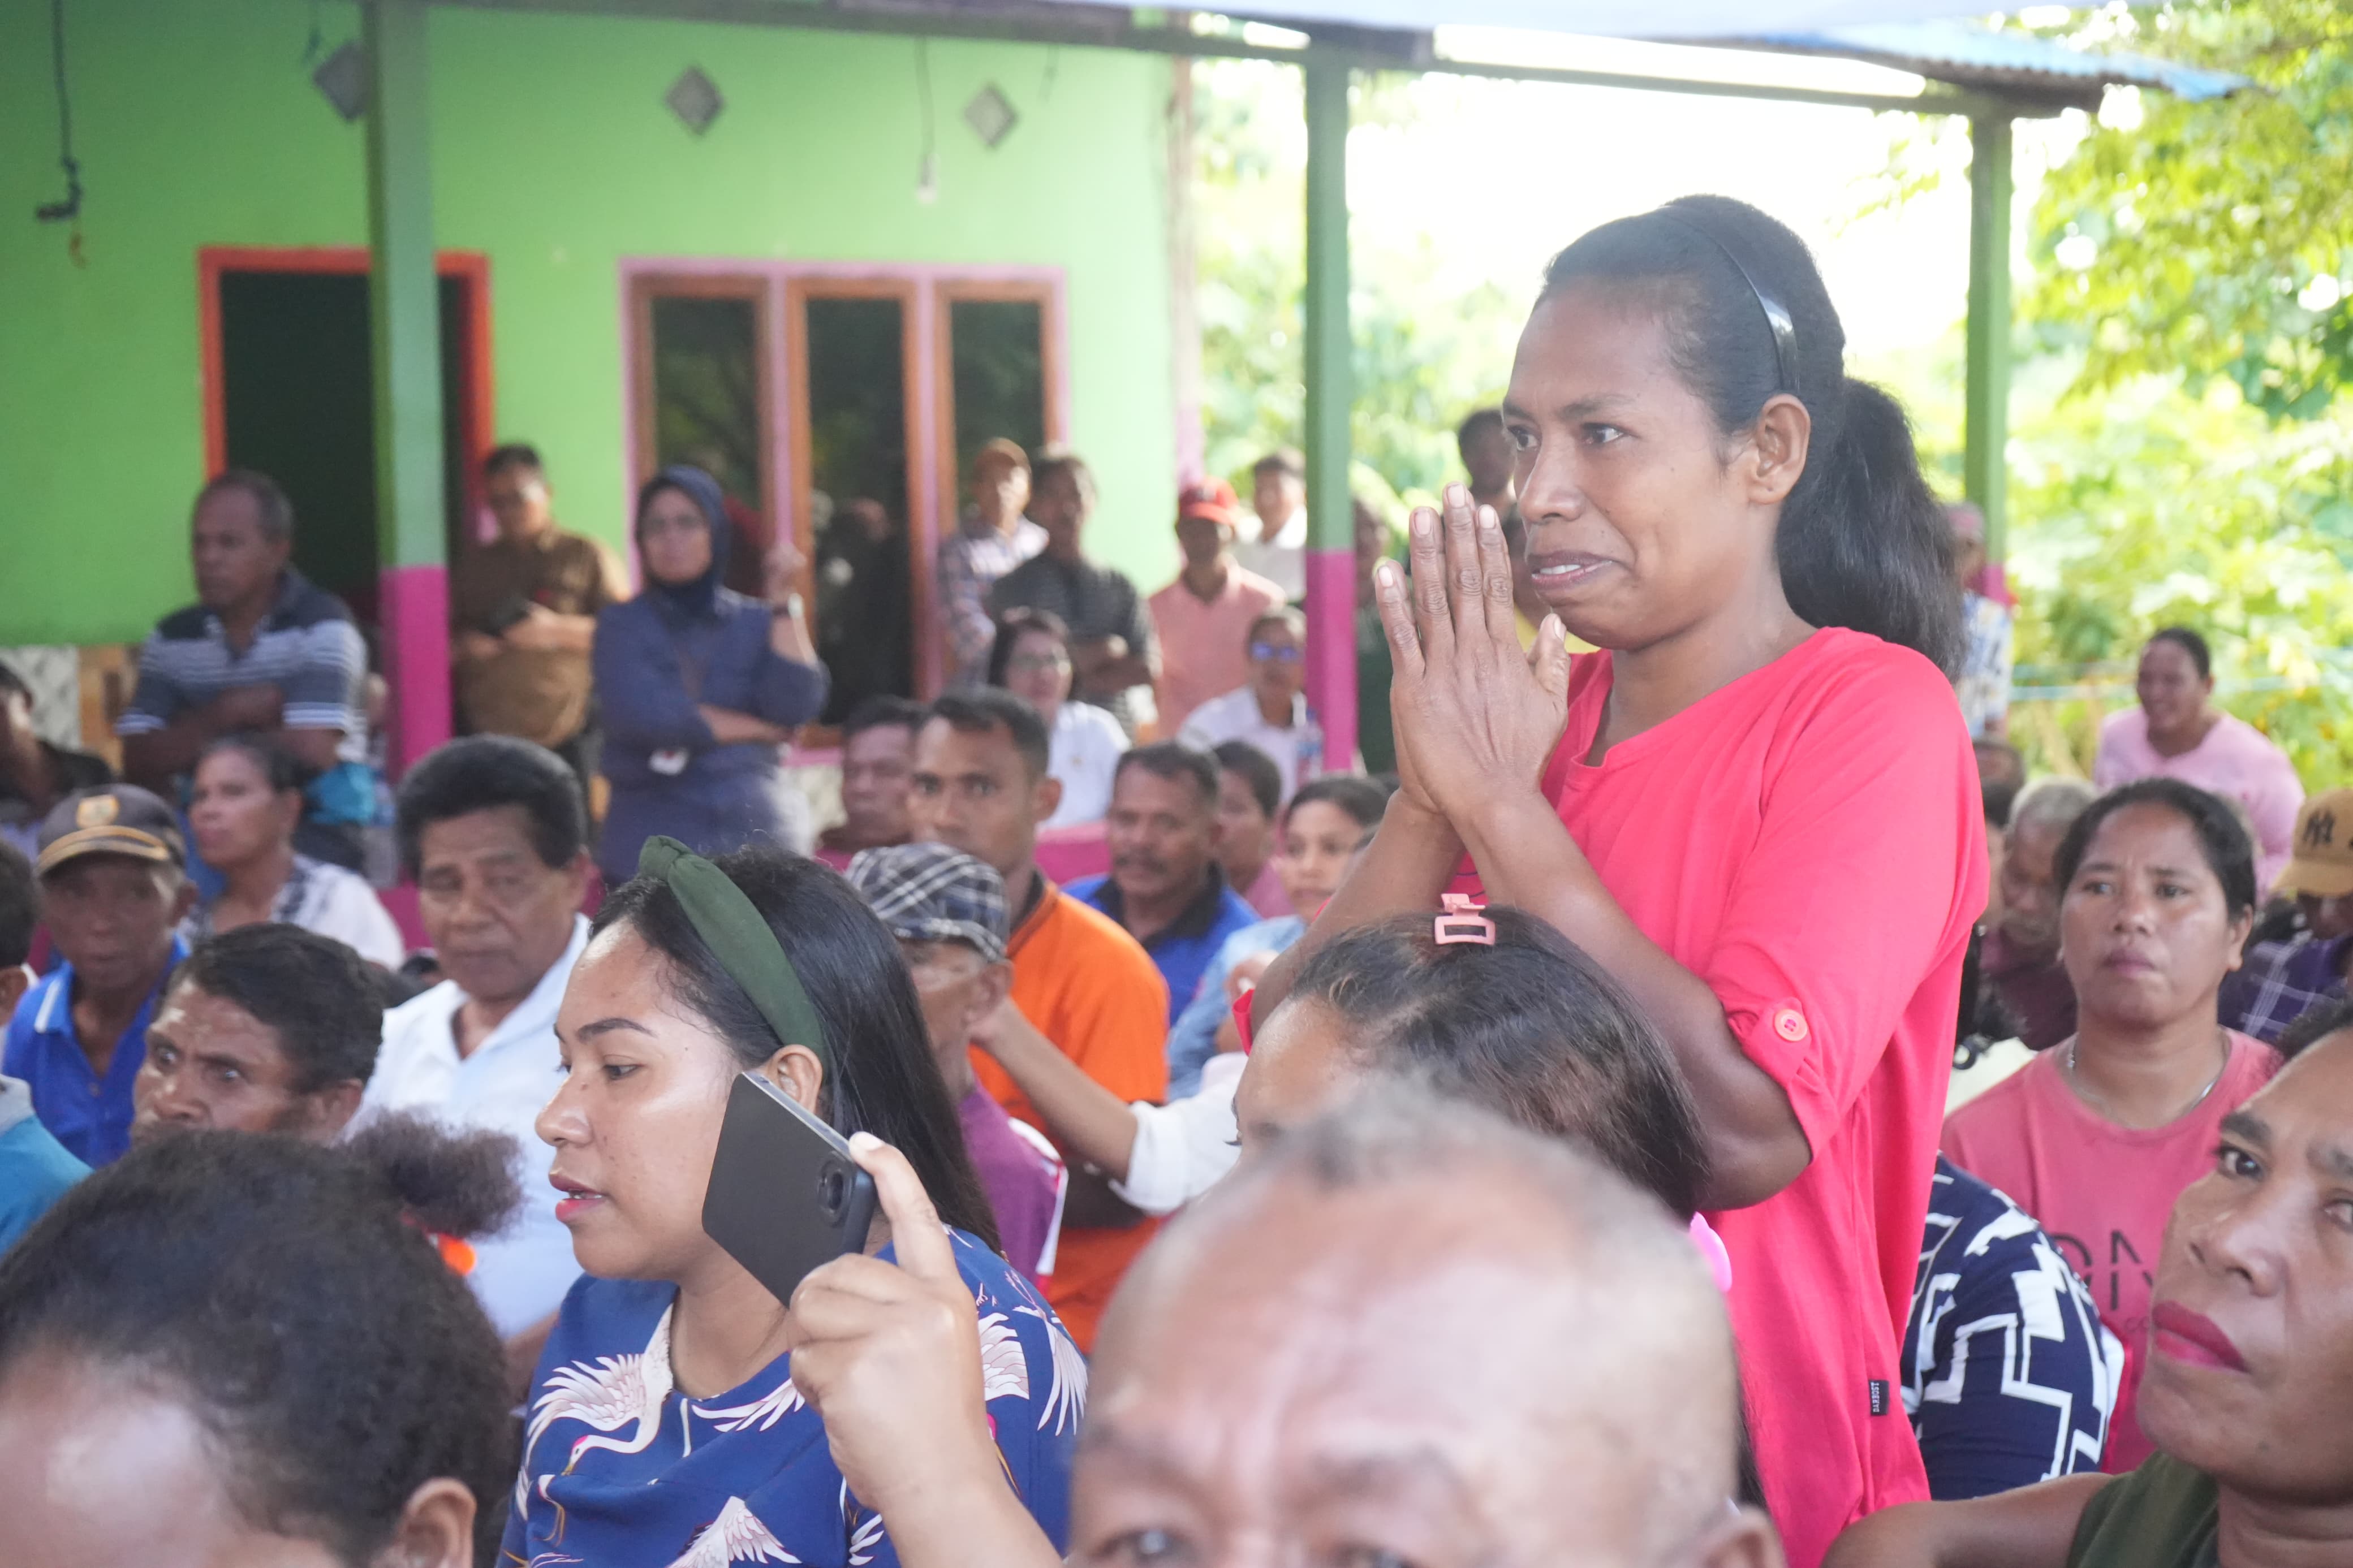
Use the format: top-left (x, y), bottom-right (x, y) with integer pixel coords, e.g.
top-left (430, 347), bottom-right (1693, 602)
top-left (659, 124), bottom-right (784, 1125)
top-left (2066, 1028), bottom-right (2231, 1126)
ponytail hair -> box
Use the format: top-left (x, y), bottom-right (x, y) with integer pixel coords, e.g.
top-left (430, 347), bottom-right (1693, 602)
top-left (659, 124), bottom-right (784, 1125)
top-left (343, 1111), bottom-right (526, 1241)
top-left (1540, 195), bottom-right (1962, 674)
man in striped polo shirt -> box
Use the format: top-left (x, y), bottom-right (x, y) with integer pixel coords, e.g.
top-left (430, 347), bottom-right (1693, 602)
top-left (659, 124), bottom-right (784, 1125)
top-left (117, 470), bottom-right (374, 870)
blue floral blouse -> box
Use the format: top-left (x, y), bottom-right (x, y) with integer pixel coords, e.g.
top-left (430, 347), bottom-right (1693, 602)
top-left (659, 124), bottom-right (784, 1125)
top-left (501, 1228), bottom-right (1083, 1566)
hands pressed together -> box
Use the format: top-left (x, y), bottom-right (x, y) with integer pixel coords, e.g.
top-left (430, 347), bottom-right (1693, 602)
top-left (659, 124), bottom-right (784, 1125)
top-left (1374, 483), bottom-right (1573, 830)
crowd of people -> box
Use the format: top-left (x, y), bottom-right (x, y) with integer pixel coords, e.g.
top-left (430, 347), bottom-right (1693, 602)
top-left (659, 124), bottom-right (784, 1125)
top-left (6, 192), bottom-right (2352, 1568)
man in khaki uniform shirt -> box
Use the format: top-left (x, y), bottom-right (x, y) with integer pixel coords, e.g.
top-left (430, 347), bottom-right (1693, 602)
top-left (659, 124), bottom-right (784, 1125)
top-left (450, 444), bottom-right (628, 792)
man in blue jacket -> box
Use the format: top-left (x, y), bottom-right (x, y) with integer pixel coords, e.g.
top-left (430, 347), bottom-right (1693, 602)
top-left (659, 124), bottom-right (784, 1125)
top-left (1065, 744), bottom-right (1257, 1029)
top-left (0, 840), bottom-right (90, 1251)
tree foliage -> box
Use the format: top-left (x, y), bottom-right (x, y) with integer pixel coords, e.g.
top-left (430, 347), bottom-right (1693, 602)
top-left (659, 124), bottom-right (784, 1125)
top-left (1993, 2), bottom-right (2353, 785)
top-left (2005, 369), bottom-right (2353, 783)
top-left (2030, 2), bottom-right (2353, 416)
top-left (1193, 62), bottom-right (1515, 515)
top-left (1190, 19), bottom-right (2353, 788)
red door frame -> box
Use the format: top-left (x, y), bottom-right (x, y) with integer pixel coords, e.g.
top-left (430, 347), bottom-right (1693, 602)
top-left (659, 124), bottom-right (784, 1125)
top-left (196, 245), bottom-right (497, 505)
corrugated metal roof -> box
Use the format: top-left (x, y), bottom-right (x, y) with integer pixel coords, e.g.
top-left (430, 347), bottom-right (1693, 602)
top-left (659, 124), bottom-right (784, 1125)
top-left (1726, 20), bottom-right (2249, 107)
top-left (1105, 0), bottom-right (1992, 38)
top-left (1010, 2), bottom-right (2248, 107)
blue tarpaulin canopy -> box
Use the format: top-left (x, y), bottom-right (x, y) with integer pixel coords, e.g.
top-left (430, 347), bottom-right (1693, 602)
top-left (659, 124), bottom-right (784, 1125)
top-left (1735, 19), bottom-right (2247, 107)
top-left (1048, 1), bottom-right (1991, 38)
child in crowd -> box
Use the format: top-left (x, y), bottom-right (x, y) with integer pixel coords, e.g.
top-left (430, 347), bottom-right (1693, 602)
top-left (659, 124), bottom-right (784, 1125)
top-left (0, 1121), bottom-right (520, 1565)
top-left (1164, 773), bottom-right (1392, 1095)
top-left (979, 776), bottom-right (1390, 1213)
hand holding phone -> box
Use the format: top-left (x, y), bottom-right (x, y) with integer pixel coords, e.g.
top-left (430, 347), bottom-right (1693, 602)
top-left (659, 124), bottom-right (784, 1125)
top-left (786, 1135), bottom-right (1058, 1566)
top-left (702, 1072), bottom-right (879, 1307)
top-left (481, 595), bottom-right (534, 636)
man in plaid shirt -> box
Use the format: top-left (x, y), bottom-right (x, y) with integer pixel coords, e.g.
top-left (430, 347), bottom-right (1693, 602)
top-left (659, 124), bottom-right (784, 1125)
top-left (2223, 788), bottom-right (2353, 1042)
top-left (938, 438), bottom-right (1045, 688)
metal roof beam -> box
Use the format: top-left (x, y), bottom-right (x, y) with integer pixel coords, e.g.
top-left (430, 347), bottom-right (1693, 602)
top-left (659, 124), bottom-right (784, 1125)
top-left (431, 0), bottom-right (2033, 118)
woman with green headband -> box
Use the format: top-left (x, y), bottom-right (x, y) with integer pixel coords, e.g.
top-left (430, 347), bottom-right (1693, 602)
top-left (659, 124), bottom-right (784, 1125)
top-left (506, 840), bottom-right (1081, 1567)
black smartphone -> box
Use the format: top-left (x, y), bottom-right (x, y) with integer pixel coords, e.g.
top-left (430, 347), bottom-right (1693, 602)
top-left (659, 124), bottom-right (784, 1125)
top-left (480, 595), bottom-right (533, 635)
top-left (702, 1071), bottom-right (879, 1307)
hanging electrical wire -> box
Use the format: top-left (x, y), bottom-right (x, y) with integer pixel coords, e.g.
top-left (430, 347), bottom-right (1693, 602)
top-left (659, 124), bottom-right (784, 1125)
top-left (35, 0), bottom-right (84, 232)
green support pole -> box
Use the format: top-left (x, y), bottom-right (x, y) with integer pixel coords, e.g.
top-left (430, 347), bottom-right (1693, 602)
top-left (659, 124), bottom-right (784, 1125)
top-left (364, 0), bottom-right (450, 771)
top-left (1302, 51), bottom-right (1356, 768)
top-left (1963, 113), bottom-right (2013, 565)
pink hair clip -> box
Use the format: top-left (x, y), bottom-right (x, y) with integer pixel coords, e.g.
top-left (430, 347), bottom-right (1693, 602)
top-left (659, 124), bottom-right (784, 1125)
top-left (1434, 893), bottom-right (1496, 947)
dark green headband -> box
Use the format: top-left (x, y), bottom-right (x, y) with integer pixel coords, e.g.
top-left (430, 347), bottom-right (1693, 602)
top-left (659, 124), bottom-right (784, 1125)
top-left (636, 836), bottom-right (832, 1075)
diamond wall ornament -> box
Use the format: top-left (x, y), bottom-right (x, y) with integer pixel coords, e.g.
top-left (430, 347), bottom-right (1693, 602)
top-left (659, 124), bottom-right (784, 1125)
top-left (313, 41), bottom-right (368, 123)
top-left (963, 83), bottom-right (1017, 149)
top-left (666, 67), bottom-right (723, 137)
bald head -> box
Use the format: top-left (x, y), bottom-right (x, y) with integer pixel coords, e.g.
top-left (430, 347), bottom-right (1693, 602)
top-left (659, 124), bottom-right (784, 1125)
top-left (1080, 1093), bottom-right (1780, 1568)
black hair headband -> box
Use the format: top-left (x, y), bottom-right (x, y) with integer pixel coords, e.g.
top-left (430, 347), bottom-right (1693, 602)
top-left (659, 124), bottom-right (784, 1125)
top-left (1649, 208), bottom-right (1801, 397)
top-left (637, 836), bottom-right (833, 1077)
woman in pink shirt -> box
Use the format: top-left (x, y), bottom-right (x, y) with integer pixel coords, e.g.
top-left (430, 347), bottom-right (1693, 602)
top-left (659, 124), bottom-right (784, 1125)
top-left (2094, 628), bottom-right (2303, 895)
top-left (1944, 777), bottom-right (2277, 1474)
top-left (1257, 196), bottom-right (1984, 1567)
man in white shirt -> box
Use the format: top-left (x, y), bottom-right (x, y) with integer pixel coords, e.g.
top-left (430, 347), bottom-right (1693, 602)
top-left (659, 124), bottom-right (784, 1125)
top-left (357, 736), bottom-right (592, 1380)
top-left (1237, 450), bottom-right (1307, 600)
top-left (1176, 606), bottom-right (1323, 806)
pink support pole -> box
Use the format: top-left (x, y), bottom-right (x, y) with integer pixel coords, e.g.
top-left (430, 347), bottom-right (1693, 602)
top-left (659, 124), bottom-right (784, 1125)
top-left (379, 563), bottom-right (451, 777)
top-left (1303, 545), bottom-right (1356, 774)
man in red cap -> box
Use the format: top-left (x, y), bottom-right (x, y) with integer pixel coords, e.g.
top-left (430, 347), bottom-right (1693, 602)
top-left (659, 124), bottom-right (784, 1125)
top-left (1147, 478), bottom-right (1288, 735)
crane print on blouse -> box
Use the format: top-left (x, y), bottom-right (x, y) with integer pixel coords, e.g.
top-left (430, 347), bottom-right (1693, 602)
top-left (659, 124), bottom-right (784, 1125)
top-left (511, 1226), bottom-right (1086, 1567)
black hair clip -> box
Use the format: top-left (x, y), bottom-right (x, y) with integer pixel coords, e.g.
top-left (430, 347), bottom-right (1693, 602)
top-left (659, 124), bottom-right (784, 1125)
top-left (1651, 208), bottom-right (1800, 397)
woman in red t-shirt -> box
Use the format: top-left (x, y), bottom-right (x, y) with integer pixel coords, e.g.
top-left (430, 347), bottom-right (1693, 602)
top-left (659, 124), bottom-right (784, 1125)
top-left (1944, 777), bottom-right (2276, 1474)
top-left (1256, 196), bottom-right (1984, 1567)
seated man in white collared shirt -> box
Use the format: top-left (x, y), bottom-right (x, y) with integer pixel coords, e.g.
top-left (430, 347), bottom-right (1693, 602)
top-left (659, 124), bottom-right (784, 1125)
top-left (357, 736), bottom-right (592, 1387)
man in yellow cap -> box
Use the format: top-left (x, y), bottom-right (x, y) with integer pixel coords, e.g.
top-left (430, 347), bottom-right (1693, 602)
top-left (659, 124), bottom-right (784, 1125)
top-left (2, 785), bottom-right (195, 1167)
top-left (2223, 787), bottom-right (2353, 1043)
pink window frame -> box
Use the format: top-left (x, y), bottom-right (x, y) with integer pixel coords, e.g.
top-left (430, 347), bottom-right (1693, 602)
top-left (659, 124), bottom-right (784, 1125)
top-left (617, 258), bottom-right (1070, 704)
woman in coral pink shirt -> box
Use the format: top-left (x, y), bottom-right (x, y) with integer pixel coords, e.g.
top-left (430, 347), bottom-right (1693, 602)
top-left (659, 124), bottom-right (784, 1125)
top-left (1256, 197), bottom-right (1983, 1568)
top-left (1943, 777), bottom-right (2276, 1475)
top-left (2094, 628), bottom-right (2303, 896)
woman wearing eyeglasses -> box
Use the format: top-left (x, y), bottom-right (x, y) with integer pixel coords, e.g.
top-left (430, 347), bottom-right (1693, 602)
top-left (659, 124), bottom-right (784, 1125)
top-left (1175, 606), bottom-right (1324, 806)
top-left (987, 607), bottom-right (1127, 830)
top-left (1254, 195), bottom-right (1982, 1568)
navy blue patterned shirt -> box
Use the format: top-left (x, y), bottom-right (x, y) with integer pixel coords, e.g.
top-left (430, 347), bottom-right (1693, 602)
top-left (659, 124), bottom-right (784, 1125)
top-left (2221, 931), bottom-right (2350, 1045)
top-left (1901, 1157), bottom-right (2123, 1500)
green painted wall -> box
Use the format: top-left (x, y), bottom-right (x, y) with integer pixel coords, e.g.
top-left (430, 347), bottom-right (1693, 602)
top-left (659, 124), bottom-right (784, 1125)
top-left (0, 0), bottom-right (1178, 644)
